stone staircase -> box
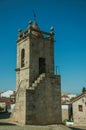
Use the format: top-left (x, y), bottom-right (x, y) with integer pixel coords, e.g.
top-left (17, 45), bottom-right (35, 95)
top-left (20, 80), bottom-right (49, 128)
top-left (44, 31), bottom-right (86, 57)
top-left (29, 73), bottom-right (45, 90)
top-left (15, 73), bottom-right (45, 93)
top-left (14, 73), bottom-right (45, 99)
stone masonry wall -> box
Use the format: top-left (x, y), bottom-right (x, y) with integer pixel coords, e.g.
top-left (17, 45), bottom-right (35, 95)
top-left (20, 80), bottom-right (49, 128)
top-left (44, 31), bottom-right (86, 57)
top-left (26, 74), bottom-right (62, 125)
top-left (29, 36), bottom-right (54, 86)
top-left (11, 85), bottom-right (26, 124)
top-left (73, 95), bottom-right (86, 125)
top-left (16, 37), bottom-right (30, 90)
top-left (62, 108), bottom-right (69, 121)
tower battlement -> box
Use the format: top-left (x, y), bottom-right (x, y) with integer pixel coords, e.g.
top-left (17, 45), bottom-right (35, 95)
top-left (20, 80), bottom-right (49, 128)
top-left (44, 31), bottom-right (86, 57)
top-left (17, 21), bottom-right (54, 43)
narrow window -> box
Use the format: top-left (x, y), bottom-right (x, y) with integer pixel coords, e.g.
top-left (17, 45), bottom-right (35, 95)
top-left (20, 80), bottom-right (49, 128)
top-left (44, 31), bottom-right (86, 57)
top-left (39, 58), bottom-right (46, 74)
top-left (21, 49), bottom-right (25, 67)
top-left (78, 105), bottom-right (83, 111)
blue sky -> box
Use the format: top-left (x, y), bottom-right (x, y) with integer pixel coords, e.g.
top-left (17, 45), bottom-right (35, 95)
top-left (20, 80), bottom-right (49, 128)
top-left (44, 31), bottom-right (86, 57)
top-left (0, 0), bottom-right (86, 94)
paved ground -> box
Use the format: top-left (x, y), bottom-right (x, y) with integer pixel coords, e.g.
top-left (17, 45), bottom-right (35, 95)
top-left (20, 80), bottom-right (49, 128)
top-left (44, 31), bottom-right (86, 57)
top-left (0, 124), bottom-right (86, 130)
top-left (0, 124), bottom-right (72, 130)
top-left (69, 126), bottom-right (86, 130)
top-left (0, 112), bottom-right (86, 130)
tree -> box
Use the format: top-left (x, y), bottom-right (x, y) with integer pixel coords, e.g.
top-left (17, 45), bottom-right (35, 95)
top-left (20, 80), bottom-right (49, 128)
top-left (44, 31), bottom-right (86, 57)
top-left (82, 87), bottom-right (86, 93)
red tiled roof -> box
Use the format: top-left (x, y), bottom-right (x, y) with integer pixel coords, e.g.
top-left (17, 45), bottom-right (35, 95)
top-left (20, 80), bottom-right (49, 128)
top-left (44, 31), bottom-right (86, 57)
top-left (10, 94), bottom-right (16, 97)
top-left (61, 100), bottom-right (71, 105)
top-left (70, 92), bottom-right (86, 104)
top-left (62, 95), bottom-right (69, 98)
top-left (0, 97), bottom-right (15, 105)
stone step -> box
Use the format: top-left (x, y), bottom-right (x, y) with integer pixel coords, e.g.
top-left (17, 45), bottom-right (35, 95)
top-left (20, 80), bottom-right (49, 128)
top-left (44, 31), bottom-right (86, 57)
top-left (42, 73), bottom-right (45, 77)
top-left (34, 80), bottom-right (38, 84)
top-left (31, 73), bottom-right (45, 88)
top-left (32, 83), bottom-right (37, 87)
top-left (40, 73), bottom-right (45, 78)
top-left (34, 74), bottom-right (45, 84)
top-left (28, 87), bottom-right (35, 90)
top-left (37, 76), bottom-right (42, 81)
top-left (37, 77), bottom-right (42, 82)
top-left (37, 78), bottom-right (41, 83)
top-left (34, 79), bottom-right (40, 84)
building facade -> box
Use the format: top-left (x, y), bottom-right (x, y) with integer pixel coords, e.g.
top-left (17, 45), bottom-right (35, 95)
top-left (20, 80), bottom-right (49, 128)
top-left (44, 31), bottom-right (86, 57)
top-left (72, 92), bottom-right (86, 125)
top-left (12, 20), bottom-right (62, 124)
top-left (61, 104), bottom-right (72, 121)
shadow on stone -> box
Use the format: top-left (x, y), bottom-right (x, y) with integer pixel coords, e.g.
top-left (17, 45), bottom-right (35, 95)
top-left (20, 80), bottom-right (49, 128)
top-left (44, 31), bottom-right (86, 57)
top-left (69, 127), bottom-right (85, 130)
top-left (0, 122), bottom-right (16, 126)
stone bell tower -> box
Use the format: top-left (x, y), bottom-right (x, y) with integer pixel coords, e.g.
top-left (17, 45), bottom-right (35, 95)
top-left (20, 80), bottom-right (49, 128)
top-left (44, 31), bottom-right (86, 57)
top-left (12, 20), bottom-right (62, 125)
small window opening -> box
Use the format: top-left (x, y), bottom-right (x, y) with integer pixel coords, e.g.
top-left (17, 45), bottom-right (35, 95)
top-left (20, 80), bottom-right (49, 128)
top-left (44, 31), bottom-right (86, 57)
top-left (21, 49), bottom-right (25, 67)
top-left (78, 105), bottom-right (83, 112)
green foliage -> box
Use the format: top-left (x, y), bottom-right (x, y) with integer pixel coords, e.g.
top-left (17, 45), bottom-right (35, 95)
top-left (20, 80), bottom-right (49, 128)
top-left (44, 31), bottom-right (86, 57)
top-left (63, 119), bottom-right (72, 124)
top-left (82, 87), bottom-right (86, 93)
top-left (62, 119), bottom-right (68, 125)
